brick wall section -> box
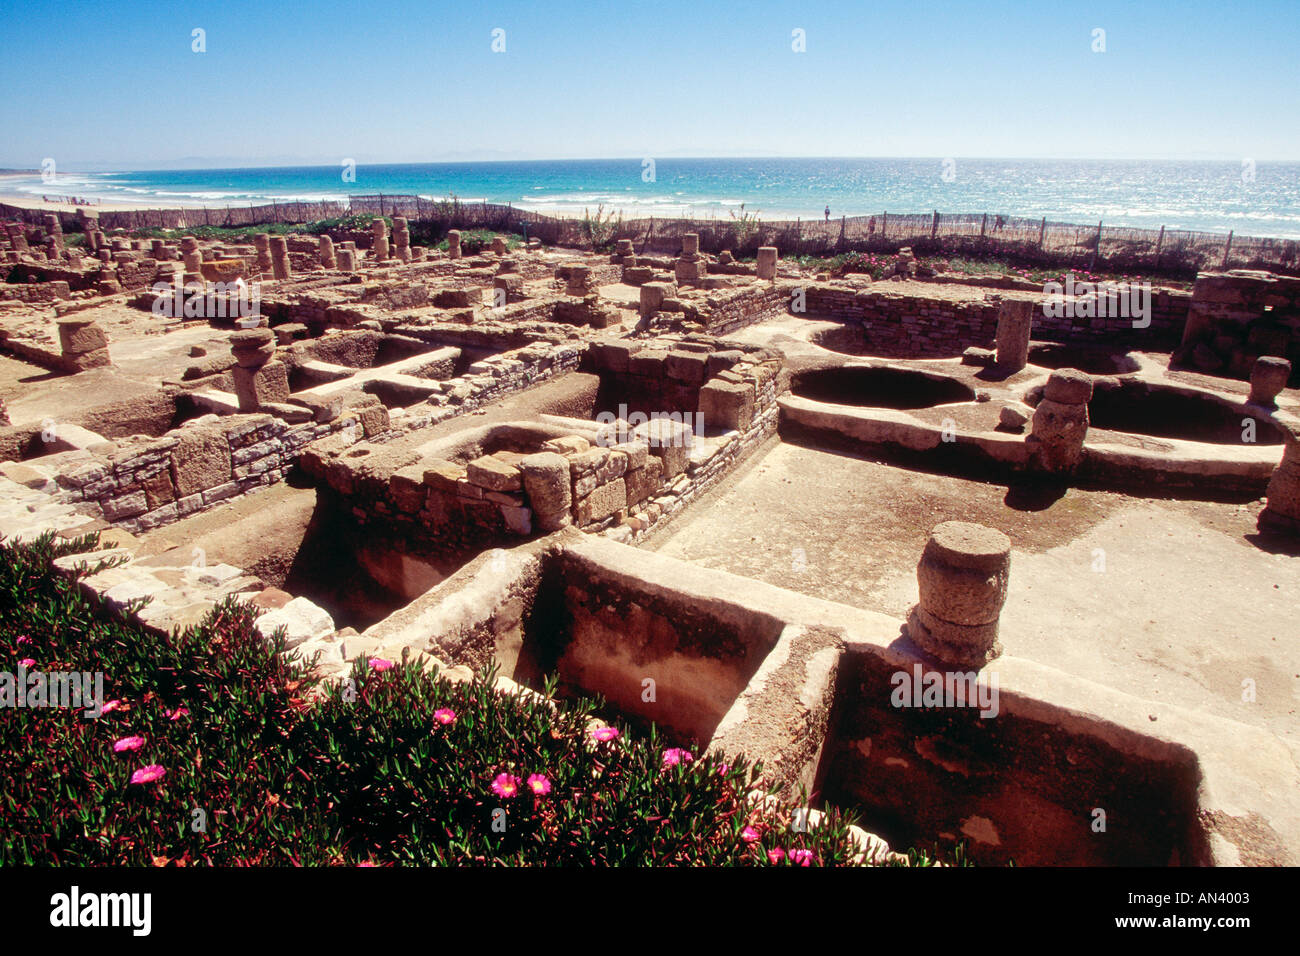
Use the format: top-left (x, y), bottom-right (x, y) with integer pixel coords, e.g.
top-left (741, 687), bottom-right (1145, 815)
top-left (802, 283), bottom-right (1190, 355)
top-left (1178, 271), bottom-right (1300, 378)
top-left (0, 280), bottom-right (72, 302)
top-left (54, 408), bottom-right (383, 533)
top-left (327, 340), bottom-right (786, 548)
top-left (703, 284), bottom-right (789, 336)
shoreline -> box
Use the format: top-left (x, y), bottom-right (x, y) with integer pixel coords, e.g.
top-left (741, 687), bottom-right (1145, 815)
top-left (2, 189), bottom-right (1298, 242)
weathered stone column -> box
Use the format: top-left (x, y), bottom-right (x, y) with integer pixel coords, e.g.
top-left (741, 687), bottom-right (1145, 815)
top-left (756, 246), bottom-right (779, 280)
top-left (566, 264), bottom-right (593, 296)
top-left (639, 281), bottom-right (669, 317)
top-left (230, 328), bottom-right (289, 411)
top-left (1028, 368), bottom-right (1092, 472)
top-left (519, 452), bottom-right (573, 531)
top-left (81, 214), bottom-right (99, 252)
top-left (392, 217), bottom-right (411, 262)
top-left (180, 235), bottom-right (203, 275)
top-left (150, 239), bottom-right (167, 260)
top-left (907, 521), bottom-right (1011, 669)
top-left (675, 232), bottom-right (706, 283)
top-left (491, 235), bottom-right (507, 256)
top-left (370, 218), bottom-right (389, 261)
top-left (253, 233), bottom-right (274, 273)
top-left (6, 223), bottom-right (30, 253)
top-left (43, 214), bottom-right (64, 252)
top-left (1248, 356), bottom-right (1291, 407)
top-left (446, 229), bottom-right (462, 259)
top-left (995, 300), bottom-right (1033, 372)
top-left (96, 265), bottom-right (120, 295)
top-left (269, 236), bottom-right (291, 279)
top-left (337, 247), bottom-right (357, 271)
top-left (318, 234), bottom-right (337, 269)
top-left (1259, 427), bottom-right (1300, 536)
top-left (613, 238), bottom-right (634, 262)
top-left (57, 317), bottom-right (112, 370)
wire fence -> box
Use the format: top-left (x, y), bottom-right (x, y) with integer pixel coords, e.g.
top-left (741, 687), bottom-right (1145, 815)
top-left (4, 197), bottom-right (1296, 276)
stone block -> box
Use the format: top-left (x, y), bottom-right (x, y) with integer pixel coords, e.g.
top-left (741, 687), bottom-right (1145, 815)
top-left (170, 426), bottom-right (233, 497)
top-left (232, 360), bottom-right (290, 412)
top-left (574, 477), bottom-right (626, 526)
top-left (467, 454), bottom-right (522, 492)
top-left (697, 379), bottom-right (755, 433)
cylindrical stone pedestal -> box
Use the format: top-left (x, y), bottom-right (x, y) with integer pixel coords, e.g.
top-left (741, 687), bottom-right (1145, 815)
top-left (1028, 368), bottom-right (1092, 473)
top-left (318, 234), bottom-right (337, 269)
top-left (756, 246), bottom-right (778, 280)
top-left (491, 235), bottom-right (507, 256)
top-left (253, 233), bottom-right (273, 273)
top-left (337, 248), bottom-right (357, 271)
top-left (1259, 428), bottom-right (1300, 536)
top-left (269, 236), bottom-right (291, 279)
top-left (371, 219), bottom-right (389, 261)
top-left (907, 521), bottom-right (1011, 669)
top-left (447, 230), bottom-right (461, 259)
top-left (1249, 356), bottom-right (1291, 407)
top-left (566, 264), bottom-right (593, 296)
top-left (230, 328), bottom-right (289, 411)
top-left (995, 300), bottom-right (1034, 372)
top-left (615, 238), bottom-right (634, 258)
top-left (57, 317), bottom-right (112, 370)
top-left (681, 233), bottom-right (700, 257)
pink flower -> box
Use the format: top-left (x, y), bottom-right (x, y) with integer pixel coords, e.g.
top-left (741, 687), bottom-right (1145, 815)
top-left (130, 765), bottom-right (166, 785)
top-left (113, 735), bottom-right (145, 753)
top-left (717, 764), bottom-right (729, 775)
top-left (17, 658), bottom-right (35, 668)
top-left (357, 861), bottom-right (376, 867)
top-left (789, 848), bottom-right (815, 866)
top-left (662, 748), bottom-right (694, 768)
top-left (368, 657), bottom-right (393, 671)
top-left (589, 726), bottom-right (619, 742)
top-left (16, 635), bottom-right (31, 645)
top-left (766, 847), bottom-right (786, 864)
top-left (490, 773), bottom-right (522, 799)
top-left (526, 773), bottom-right (552, 796)
top-left (433, 708), bottom-right (456, 725)
top-left (168, 707), bottom-right (189, 721)
top-left (100, 699), bottom-right (122, 715)
top-left (741, 826), bottom-right (760, 843)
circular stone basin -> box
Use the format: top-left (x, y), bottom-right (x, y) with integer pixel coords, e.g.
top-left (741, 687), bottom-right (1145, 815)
top-left (1087, 380), bottom-right (1284, 445)
top-left (792, 366), bottom-right (977, 410)
top-left (1029, 343), bottom-right (1140, 375)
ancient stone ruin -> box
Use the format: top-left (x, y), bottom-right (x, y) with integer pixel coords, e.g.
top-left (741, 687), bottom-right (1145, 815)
top-left (1, 213), bottom-right (1298, 869)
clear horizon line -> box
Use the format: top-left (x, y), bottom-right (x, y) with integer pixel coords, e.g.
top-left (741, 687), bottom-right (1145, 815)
top-left (9, 153), bottom-right (1300, 173)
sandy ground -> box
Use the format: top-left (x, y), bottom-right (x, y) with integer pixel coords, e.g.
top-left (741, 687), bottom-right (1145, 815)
top-left (649, 437), bottom-right (1300, 757)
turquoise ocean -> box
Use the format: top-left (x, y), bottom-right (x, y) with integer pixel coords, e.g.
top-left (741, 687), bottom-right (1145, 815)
top-left (9, 158), bottom-right (1300, 238)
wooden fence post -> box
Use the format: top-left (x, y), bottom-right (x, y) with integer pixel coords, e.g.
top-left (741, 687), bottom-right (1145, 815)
top-left (1222, 231), bottom-right (1234, 268)
top-left (1038, 216), bottom-right (1047, 248)
top-left (882, 211), bottom-right (888, 239)
top-left (980, 213), bottom-right (987, 238)
top-left (931, 209), bottom-right (939, 239)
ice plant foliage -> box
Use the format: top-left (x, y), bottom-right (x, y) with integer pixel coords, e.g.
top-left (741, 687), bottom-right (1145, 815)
top-left (0, 531), bottom-right (876, 866)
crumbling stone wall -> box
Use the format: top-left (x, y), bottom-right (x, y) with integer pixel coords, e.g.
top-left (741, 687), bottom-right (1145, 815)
top-left (1177, 270), bottom-right (1300, 379)
top-left (55, 410), bottom-right (377, 533)
top-left (802, 284), bottom-right (1188, 357)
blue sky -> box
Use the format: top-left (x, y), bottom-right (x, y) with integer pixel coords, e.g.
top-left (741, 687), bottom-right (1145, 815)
top-left (1, 0), bottom-right (1297, 168)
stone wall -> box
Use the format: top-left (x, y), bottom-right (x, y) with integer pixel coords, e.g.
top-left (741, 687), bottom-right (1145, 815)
top-left (0, 280), bottom-right (73, 302)
top-left (54, 408), bottom-right (383, 533)
top-left (1177, 270), bottom-right (1300, 379)
top-left (802, 283), bottom-right (1189, 356)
